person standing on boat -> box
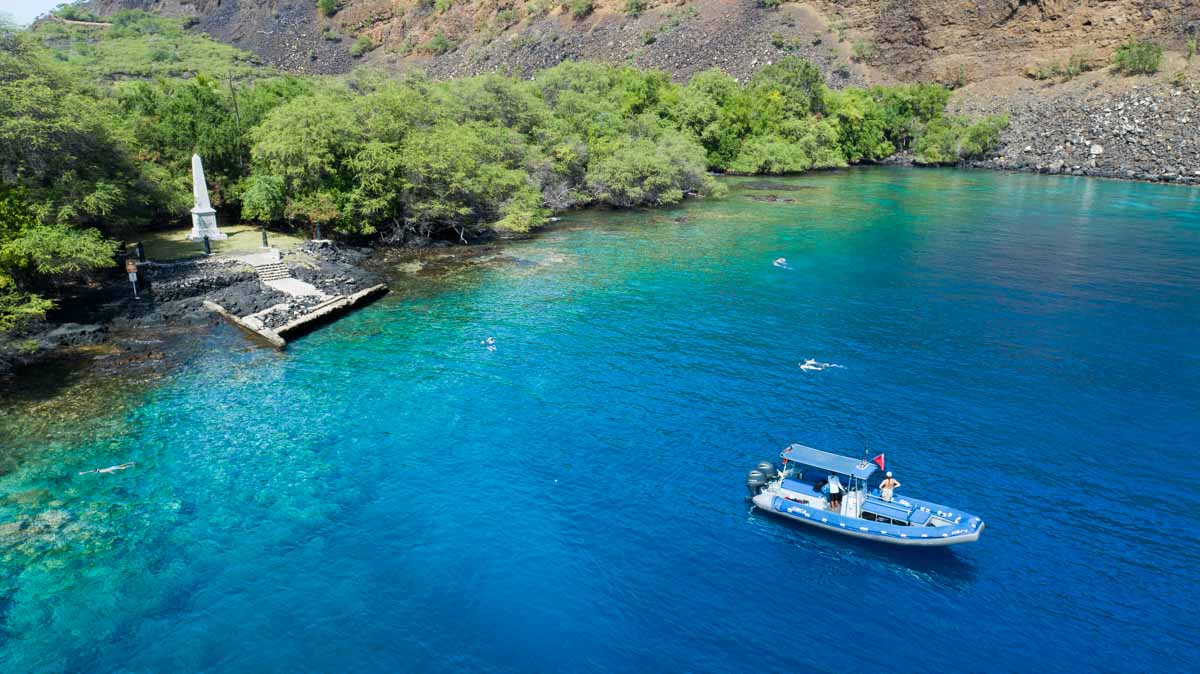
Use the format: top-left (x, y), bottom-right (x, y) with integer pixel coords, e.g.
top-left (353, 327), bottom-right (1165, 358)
top-left (827, 474), bottom-right (843, 511)
top-left (880, 472), bottom-right (901, 501)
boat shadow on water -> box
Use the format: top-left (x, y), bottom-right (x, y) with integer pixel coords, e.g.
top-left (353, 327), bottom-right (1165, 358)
top-left (750, 504), bottom-right (980, 589)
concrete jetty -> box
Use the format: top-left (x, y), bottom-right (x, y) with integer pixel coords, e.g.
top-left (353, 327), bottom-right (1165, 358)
top-left (202, 300), bottom-right (286, 349)
top-left (203, 284), bottom-right (389, 349)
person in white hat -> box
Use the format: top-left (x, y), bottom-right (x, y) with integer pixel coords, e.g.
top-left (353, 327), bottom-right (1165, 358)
top-left (880, 471), bottom-right (901, 502)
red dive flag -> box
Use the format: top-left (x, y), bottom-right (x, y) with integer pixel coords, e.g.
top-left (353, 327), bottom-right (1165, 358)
top-left (871, 454), bottom-right (886, 471)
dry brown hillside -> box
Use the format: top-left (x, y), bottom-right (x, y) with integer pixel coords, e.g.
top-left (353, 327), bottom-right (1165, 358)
top-left (88, 1), bottom-right (1198, 83)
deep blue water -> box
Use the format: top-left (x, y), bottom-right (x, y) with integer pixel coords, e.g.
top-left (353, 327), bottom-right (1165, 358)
top-left (2, 168), bottom-right (1199, 672)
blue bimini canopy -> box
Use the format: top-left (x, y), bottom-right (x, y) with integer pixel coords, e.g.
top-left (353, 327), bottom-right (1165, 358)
top-left (780, 444), bottom-right (879, 481)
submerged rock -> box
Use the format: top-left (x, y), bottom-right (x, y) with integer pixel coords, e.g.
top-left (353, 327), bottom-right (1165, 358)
top-left (34, 509), bottom-right (70, 531)
top-left (6, 488), bottom-right (52, 506)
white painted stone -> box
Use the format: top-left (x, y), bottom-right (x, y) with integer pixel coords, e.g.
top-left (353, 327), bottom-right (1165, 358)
top-left (265, 278), bottom-right (325, 297)
top-left (235, 249), bottom-right (282, 266)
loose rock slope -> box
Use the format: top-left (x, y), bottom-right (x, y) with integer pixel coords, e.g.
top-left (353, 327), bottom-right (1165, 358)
top-left (952, 58), bottom-right (1200, 184)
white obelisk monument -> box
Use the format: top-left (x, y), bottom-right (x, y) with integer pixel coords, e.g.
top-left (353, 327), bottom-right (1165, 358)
top-left (188, 154), bottom-right (227, 243)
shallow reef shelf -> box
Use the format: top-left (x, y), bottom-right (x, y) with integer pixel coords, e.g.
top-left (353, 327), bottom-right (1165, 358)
top-left (203, 283), bottom-right (389, 349)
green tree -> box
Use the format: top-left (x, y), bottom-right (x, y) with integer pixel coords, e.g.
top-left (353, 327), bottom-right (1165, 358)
top-left (871, 83), bottom-right (950, 150)
top-left (249, 92), bottom-right (365, 231)
top-left (240, 174), bottom-right (286, 223)
top-left (824, 88), bottom-right (893, 162)
top-left (587, 135), bottom-right (716, 207)
top-left (401, 123), bottom-right (546, 236)
top-left (749, 56), bottom-right (826, 117)
top-left (0, 30), bottom-right (141, 327)
top-left (913, 115), bottom-right (1008, 164)
top-left (0, 186), bottom-right (115, 329)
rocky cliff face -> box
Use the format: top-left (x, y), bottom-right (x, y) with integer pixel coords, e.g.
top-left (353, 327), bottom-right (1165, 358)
top-left (815, 0), bottom-right (1199, 83)
top-left (88, 1), bottom-right (1198, 83)
top-left (86, 1), bottom-right (1200, 183)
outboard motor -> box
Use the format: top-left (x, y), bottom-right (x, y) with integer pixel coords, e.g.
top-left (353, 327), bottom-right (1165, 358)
top-left (756, 461), bottom-right (778, 480)
top-left (746, 469), bottom-right (768, 496)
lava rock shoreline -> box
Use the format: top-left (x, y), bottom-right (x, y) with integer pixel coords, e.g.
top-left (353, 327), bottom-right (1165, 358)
top-left (0, 241), bottom-right (381, 384)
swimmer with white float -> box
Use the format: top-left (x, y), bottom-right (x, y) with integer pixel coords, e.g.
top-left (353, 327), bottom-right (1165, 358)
top-left (480, 336), bottom-right (497, 352)
top-left (800, 359), bottom-right (844, 371)
top-left (79, 462), bottom-right (135, 475)
top-left (773, 257), bottom-right (790, 269)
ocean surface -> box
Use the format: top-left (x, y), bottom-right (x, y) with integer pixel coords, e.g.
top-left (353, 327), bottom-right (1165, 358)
top-left (1, 168), bottom-right (1198, 673)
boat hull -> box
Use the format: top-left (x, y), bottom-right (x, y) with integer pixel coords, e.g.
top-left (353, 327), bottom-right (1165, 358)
top-left (752, 493), bottom-right (984, 547)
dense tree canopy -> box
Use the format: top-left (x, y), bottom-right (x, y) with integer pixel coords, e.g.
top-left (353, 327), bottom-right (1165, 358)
top-left (0, 12), bottom-right (1007, 331)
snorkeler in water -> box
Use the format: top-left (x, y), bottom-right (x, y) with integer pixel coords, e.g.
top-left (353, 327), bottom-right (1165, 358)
top-left (799, 359), bottom-right (844, 372)
top-left (79, 462), bottom-right (136, 476)
top-left (773, 257), bottom-right (790, 269)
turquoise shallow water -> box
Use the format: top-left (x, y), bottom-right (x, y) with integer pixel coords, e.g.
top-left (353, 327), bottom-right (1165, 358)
top-left (2, 168), bottom-right (1199, 672)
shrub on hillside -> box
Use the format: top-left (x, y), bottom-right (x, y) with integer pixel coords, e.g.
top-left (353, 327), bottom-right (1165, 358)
top-left (625, 0), bottom-right (647, 17)
top-left (567, 0), bottom-right (594, 19)
top-left (496, 9), bottom-right (518, 27)
top-left (317, 0), bottom-right (338, 18)
top-left (422, 31), bottom-right (453, 54)
top-left (1061, 50), bottom-right (1090, 79)
top-left (349, 35), bottom-right (375, 57)
top-left (758, 0), bottom-right (781, 9)
top-left (54, 3), bottom-right (101, 22)
top-left (1113, 39), bottom-right (1162, 75)
top-left (851, 40), bottom-right (875, 62)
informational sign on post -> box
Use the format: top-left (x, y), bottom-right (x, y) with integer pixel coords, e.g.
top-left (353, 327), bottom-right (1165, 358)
top-left (126, 259), bottom-right (139, 298)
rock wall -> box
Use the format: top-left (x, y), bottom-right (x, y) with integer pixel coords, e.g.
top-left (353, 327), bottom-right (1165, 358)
top-left (813, 0), bottom-right (1200, 84)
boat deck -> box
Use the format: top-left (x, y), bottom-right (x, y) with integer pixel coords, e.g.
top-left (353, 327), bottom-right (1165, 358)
top-left (776, 478), bottom-right (866, 517)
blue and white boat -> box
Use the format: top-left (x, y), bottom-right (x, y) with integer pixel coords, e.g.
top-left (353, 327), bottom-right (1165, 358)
top-left (747, 444), bottom-right (985, 546)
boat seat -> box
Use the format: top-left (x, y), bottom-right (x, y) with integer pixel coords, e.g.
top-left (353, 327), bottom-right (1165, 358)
top-left (862, 496), bottom-right (912, 523)
top-left (907, 508), bottom-right (932, 526)
top-left (781, 478), bottom-right (823, 495)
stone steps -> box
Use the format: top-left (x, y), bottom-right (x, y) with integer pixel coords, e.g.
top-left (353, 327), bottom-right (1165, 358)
top-left (254, 262), bottom-right (290, 282)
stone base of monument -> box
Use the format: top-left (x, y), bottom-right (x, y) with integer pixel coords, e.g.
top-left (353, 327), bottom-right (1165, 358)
top-left (187, 207), bottom-right (228, 242)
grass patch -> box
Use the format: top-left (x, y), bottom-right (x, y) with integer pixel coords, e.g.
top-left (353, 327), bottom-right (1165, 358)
top-left (129, 225), bottom-right (305, 262)
top-left (1029, 48), bottom-right (1096, 81)
top-left (32, 10), bottom-right (266, 80)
